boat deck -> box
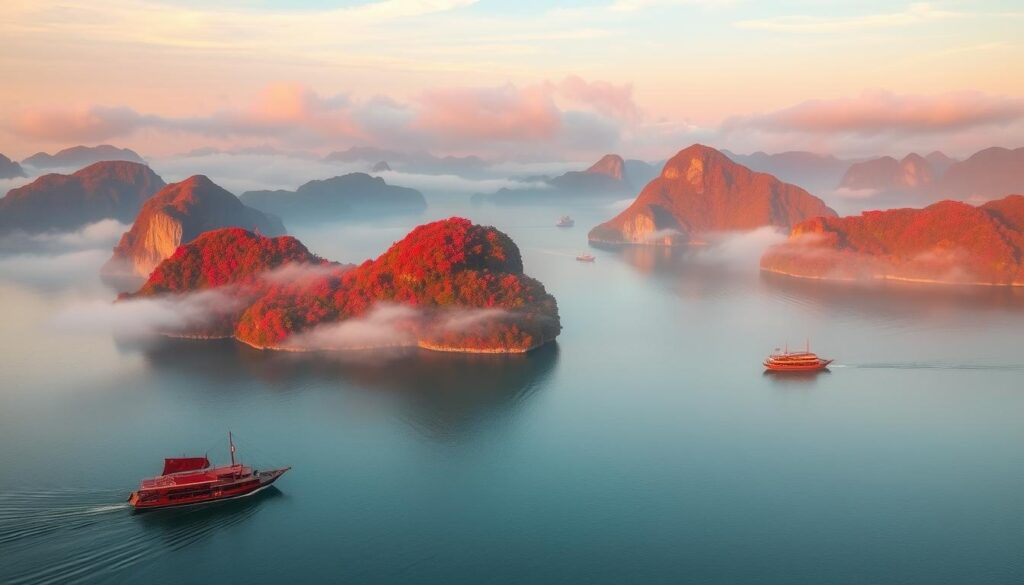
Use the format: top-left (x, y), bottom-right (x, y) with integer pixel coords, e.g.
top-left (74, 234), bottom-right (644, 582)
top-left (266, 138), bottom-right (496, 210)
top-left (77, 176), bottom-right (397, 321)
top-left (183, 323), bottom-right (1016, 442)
top-left (140, 464), bottom-right (250, 489)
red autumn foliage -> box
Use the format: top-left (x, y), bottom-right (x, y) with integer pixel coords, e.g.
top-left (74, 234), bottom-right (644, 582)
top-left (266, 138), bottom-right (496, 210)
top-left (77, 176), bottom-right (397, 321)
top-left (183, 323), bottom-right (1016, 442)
top-left (129, 218), bottom-right (561, 353)
top-left (760, 194), bottom-right (1024, 285)
top-left (136, 227), bottom-right (327, 295)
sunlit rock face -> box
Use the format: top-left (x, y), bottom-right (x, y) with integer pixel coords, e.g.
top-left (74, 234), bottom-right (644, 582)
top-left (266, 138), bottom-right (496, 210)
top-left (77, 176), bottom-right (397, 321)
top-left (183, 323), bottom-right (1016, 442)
top-left (584, 154), bottom-right (626, 181)
top-left (760, 195), bottom-right (1024, 285)
top-left (125, 218), bottom-right (561, 354)
top-left (0, 161), bottom-right (165, 235)
top-left (102, 175), bottom-right (285, 287)
top-left (589, 144), bottom-right (835, 246)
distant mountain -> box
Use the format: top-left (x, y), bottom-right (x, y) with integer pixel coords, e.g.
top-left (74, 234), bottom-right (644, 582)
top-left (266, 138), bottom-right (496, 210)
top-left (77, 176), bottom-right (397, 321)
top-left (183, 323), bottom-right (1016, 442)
top-left (126, 218), bottom-right (562, 353)
top-left (0, 161), bottom-right (165, 235)
top-left (240, 173), bottom-right (426, 222)
top-left (102, 175), bottom-right (285, 286)
top-left (838, 153), bottom-right (937, 193)
top-left (761, 194), bottom-right (1024, 285)
top-left (172, 146), bottom-right (319, 159)
top-left (624, 159), bottom-right (661, 189)
top-left (372, 161), bottom-right (392, 173)
top-left (722, 150), bottom-right (850, 194)
top-left (925, 151), bottom-right (956, 176)
top-left (22, 145), bottom-right (145, 169)
top-left (0, 153), bottom-right (26, 179)
top-left (589, 145), bottom-right (835, 246)
top-left (474, 154), bottom-right (645, 205)
top-left (939, 147), bottom-right (1024, 200)
top-left (325, 147), bottom-right (489, 177)
top-left (833, 146), bottom-right (1024, 203)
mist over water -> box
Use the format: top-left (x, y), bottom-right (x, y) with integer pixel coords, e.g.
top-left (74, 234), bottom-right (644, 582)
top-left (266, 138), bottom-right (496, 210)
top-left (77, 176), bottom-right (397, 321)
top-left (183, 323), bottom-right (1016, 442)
top-left (1, 194), bottom-right (1023, 584)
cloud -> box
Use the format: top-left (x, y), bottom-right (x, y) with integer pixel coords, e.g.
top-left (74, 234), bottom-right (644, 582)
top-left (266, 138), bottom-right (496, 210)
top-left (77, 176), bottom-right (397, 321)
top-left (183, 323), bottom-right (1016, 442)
top-left (0, 249), bottom-right (111, 287)
top-left (692, 227), bottom-right (788, 270)
top-left (51, 289), bottom-right (245, 337)
top-left (0, 218), bottom-right (128, 255)
top-left (609, 0), bottom-right (735, 12)
top-left (259, 262), bottom-right (346, 285)
top-left (8, 77), bottom-right (638, 159)
top-left (285, 304), bottom-right (419, 350)
top-left (735, 3), bottom-right (961, 33)
top-left (10, 106), bottom-right (153, 143)
top-left (283, 303), bottom-right (514, 352)
top-left (833, 187), bottom-right (880, 200)
top-left (604, 198), bottom-right (635, 212)
top-left (722, 90), bottom-right (1024, 135)
top-left (713, 90), bottom-right (1024, 158)
top-left (414, 84), bottom-right (561, 143)
top-left (148, 151), bottom-right (548, 196)
top-left (555, 75), bottom-right (638, 121)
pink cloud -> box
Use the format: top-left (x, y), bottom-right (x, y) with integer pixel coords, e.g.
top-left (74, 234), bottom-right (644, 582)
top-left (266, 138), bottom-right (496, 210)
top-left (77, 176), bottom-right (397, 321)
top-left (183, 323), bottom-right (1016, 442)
top-left (413, 84), bottom-right (562, 142)
top-left (11, 106), bottom-right (149, 142)
top-left (723, 90), bottom-right (1024, 135)
top-left (555, 75), bottom-right (638, 122)
top-left (7, 77), bottom-right (635, 157)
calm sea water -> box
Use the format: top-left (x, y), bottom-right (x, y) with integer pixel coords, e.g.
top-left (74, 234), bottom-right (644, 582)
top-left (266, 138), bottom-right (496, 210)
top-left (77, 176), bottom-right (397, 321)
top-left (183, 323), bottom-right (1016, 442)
top-left (1, 198), bottom-right (1023, 584)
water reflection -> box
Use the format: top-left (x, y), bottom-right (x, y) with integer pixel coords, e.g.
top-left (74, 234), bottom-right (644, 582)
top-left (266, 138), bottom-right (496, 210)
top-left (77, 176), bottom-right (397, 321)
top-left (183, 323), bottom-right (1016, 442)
top-left (611, 245), bottom-right (758, 299)
top-left (762, 368), bottom-right (832, 389)
top-left (136, 487), bottom-right (282, 548)
top-left (760, 271), bottom-right (1024, 319)
top-left (131, 338), bottom-right (560, 440)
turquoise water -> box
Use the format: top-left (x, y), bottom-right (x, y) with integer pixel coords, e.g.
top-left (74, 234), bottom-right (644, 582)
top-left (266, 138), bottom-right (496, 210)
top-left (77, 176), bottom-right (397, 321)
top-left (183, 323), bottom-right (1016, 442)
top-left (1, 200), bottom-right (1023, 584)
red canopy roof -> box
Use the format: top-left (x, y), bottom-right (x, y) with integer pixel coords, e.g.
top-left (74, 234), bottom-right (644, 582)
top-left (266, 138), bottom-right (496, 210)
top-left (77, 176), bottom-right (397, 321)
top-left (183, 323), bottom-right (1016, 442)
top-left (162, 456), bottom-right (210, 475)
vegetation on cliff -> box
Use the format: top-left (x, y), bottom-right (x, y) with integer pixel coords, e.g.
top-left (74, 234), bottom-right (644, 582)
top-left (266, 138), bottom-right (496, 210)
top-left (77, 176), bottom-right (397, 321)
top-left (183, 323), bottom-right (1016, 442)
top-left (128, 218), bottom-right (561, 353)
top-left (760, 195), bottom-right (1024, 285)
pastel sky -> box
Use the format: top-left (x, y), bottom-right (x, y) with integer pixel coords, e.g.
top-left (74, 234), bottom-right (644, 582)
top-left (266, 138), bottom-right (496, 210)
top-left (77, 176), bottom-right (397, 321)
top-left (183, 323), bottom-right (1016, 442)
top-left (2, 0), bottom-right (1022, 160)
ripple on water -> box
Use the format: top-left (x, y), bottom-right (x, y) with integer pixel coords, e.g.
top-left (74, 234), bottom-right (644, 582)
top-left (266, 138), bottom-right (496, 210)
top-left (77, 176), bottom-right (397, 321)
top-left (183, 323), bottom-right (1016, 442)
top-left (0, 487), bottom-right (280, 584)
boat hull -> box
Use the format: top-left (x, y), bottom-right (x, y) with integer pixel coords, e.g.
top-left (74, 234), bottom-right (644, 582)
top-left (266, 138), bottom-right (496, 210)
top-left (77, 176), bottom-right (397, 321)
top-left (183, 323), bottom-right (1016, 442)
top-left (128, 467), bottom-right (290, 511)
top-left (763, 359), bottom-right (833, 372)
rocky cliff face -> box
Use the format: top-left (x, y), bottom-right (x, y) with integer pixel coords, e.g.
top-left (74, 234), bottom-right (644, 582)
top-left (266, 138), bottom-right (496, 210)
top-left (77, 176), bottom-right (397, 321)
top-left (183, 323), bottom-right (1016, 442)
top-left (584, 154), bottom-right (625, 181)
top-left (126, 218), bottom-right (561, 354)
top-left (0, 161), bottom-right (165, 234)
top-left (102, 175), bottom-right (285, 286)
top-left (760, 194), bottom-right (1024, 285)
top-left (588, 144), bottom-right (835, 245)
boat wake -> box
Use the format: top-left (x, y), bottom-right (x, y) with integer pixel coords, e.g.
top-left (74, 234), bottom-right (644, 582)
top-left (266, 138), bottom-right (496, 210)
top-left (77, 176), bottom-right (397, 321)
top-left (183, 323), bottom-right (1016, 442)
top-left (834, 362), bottom-right (1024, 371)
top-left (0, 486), bottom-right (277, 584)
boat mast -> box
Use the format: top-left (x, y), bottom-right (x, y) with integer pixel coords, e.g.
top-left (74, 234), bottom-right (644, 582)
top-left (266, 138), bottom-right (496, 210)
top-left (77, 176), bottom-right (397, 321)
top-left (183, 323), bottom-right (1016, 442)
top-left (229, 431), bottom-right (236, 466)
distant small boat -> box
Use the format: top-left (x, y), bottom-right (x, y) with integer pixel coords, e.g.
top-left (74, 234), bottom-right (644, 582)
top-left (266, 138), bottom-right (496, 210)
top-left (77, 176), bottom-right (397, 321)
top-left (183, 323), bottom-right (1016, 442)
top-left (576, 254), bottom-right (596, 262)
top-left (764, 341), bottom-right (832, 372)
top-left (128, 432), bottom-right (289, 511)
top-left (556, 216), bottom-right (575, 228)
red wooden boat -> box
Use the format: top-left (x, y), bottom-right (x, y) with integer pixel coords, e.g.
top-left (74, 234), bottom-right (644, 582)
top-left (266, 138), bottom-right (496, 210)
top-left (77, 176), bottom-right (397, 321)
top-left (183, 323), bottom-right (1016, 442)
top-left (128, 433), bottom-right (290, 511)
top-left (764, 341), bottom-right (832, 372)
